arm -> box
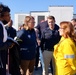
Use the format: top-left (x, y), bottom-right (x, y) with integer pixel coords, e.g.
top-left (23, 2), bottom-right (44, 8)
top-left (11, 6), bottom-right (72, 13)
top-left (63, 42), bottom-right (76, 70)
top-left (16, 30), bottom-right (24, 44)
top-left (40, 31), bottom-right (45, 52)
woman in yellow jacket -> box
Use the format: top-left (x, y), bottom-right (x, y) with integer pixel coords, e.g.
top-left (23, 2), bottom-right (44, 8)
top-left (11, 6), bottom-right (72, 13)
top-left (53, 21), bottom-right (76, 75)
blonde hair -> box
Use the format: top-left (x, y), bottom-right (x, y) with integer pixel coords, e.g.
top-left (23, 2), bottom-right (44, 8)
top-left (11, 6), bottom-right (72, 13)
top-left (24, 16), bottom-right (34, 30)
top-left (60, 21), bottom-right (76, 44)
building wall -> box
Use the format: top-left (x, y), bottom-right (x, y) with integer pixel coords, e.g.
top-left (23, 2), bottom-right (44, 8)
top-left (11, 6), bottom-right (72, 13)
top-left (48, 6), bottom-right (73, 25)
top-left (30, 12), bottom-right (49, 26)
top-left (73, 14), bottom-right (76, 18)
top-left (14, 6), bottom-right (74, 30)
top-left (14, 13), bottom-right (29, 30)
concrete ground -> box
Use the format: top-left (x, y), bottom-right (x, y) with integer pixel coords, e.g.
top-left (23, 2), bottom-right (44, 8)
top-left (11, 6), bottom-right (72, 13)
top-left (33, 67), bottom-right (52, 75)
top-left (33, 61), bottom-right (52, 75)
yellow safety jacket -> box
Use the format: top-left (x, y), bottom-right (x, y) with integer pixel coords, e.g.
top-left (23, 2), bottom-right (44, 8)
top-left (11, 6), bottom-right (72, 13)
top-left (54, 37), bottom-right (76, 75)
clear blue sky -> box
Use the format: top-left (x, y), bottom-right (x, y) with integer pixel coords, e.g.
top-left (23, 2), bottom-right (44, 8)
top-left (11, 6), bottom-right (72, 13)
top-left (0, 0), bottom-right (76, 20)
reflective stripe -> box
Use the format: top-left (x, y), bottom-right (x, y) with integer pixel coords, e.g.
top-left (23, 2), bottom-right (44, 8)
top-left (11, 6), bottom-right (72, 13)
top-left (64, 55), bottom-right (74, 58)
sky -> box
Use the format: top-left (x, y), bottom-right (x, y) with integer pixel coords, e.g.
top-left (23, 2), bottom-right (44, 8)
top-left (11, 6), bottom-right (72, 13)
top-left (0, 0), bottom-right (76, 21)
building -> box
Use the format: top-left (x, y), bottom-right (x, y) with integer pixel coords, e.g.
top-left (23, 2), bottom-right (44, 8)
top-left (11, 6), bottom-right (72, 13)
top-left (73, 14), bottom-right (76, 18)
top-left (14, 13), bottom-right (30, 30)
top-left (14, 5), bottom-right (74, 30)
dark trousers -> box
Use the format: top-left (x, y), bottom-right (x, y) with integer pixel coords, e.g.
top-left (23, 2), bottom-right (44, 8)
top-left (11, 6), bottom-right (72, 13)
top-left (21, 59), bottom-right (35, 75)
top-left (0, 50), bottom-right (6, 75)
top-left (9, 49), bottom-right (21, 75)
top-left (35, 46), bottom-right (39, 68)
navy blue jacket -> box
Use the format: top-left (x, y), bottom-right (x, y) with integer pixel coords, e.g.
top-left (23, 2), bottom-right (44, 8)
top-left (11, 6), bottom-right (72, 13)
top-left (17, 29), bottom-right (37, 60)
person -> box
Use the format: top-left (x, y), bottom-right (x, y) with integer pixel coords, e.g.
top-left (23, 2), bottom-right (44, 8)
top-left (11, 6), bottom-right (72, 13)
top-left (5, 20), bottom-right (16, 39)
top-left (71, 18), bottom-right (76, 32)
top-left (0, 3), bottom-right (14, 75)
top-left (41, 16), bottom-right (60, 75)
top-left (35, 16), bottom-right (60, 74)
top-left (17, 16), bottom-right (37, 75)
top-left (53, 21), bottom-right (76, 75)
top-left (34, 26), bottom-right (41, 70)
top-left (5, 20), bottom-right (21, 75)
top-left (35, 17), bottom-right (59, 39)
top-left (18, 24), bottom-right (25, 31)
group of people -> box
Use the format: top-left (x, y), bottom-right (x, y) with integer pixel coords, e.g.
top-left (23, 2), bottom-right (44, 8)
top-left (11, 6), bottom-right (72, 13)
top-left (0, 3), bottom-right (76, 75)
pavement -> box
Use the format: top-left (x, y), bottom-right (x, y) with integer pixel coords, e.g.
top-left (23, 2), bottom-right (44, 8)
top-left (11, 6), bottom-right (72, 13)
top-left (6, 49), bottom-right (52, 75)
top-left (6, 64), bottom-right (52, 75)
top-left (33, 61), bottom-right (52, 75)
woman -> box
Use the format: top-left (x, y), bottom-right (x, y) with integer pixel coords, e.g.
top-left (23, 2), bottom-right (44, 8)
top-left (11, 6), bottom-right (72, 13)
top-left (17, 16), bottom-right (37, 75)
top-left (54, 21), bottom-right (76, 75)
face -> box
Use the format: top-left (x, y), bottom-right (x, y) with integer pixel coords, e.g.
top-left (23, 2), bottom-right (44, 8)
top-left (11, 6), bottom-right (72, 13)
top-left (59, 27), bottom-right (64, 36)
top-left (47, 19), bottom-right (55, 30)
top-left (2, 12), bottom-right (11, 23)
top-left (71, 20), bottom-right (76, 28)
top-left (28, 18), bottom-right (35, 30)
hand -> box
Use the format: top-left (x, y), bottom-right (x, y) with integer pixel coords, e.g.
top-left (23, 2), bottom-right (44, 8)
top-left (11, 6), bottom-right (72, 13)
top-left (9, 43), bottom-right (15, 49)
top-left (37, 39), bottom-right (41, 46)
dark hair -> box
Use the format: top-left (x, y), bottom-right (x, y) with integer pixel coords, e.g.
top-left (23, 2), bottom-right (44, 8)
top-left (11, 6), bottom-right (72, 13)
top-left (47, 16), bottom-right (55, 22)
top-left (71, 18), bottom-right (76, 22)
top-left (0, 3), bottom-right (10, 17)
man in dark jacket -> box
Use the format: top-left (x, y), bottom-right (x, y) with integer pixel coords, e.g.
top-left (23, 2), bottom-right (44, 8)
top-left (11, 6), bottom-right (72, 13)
top-left (5, 20), bottom-right (21, 75)
top-left (35, 16), bottom-right (60, 75)
top-left (7, 37), bottom-right (21, 75)
top-left (0, 3), bottom-right (14, 75)
top-left (5, 20), bottom-right (16, 39)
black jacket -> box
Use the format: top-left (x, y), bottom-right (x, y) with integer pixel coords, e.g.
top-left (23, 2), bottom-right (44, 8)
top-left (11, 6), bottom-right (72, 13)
top-left (7, 37), bottom-right (21, 75)
top-left (0, 23), bottom-right (13, 68)
top-left (5, 26), bottom-right (16, 39)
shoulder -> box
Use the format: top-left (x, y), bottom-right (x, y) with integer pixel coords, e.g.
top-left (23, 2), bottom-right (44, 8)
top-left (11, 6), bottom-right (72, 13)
top-left (0, 23), bottom-right (3, 30)
top-left (17, 29), bottom-right (25, 35)
top-left (12, 27), bottom-right (16, 31)
top-left (62, 38), bottom-right (74, 46)
top-left (37, 21), bottom-right (48, 27)
top-left (54, 24), bottom-right (59, 30)
top-left (0, 23), bottom-right (3, 27)
top-left (61, 38), bottom-right (76, 54)
top-left (40, 21), bottom-right (48, 26)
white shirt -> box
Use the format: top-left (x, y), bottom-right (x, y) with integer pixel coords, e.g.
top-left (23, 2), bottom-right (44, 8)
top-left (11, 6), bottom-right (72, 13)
top-left (0, 21), bottom-right (7, 42)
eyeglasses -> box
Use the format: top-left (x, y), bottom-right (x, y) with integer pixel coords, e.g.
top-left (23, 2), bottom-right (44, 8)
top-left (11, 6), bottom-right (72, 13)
top-left (29, 22), bottom-right (35, 24)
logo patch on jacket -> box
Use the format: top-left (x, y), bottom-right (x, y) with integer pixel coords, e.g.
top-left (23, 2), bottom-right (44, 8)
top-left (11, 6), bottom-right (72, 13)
top-left (28, 35), bottom-right (31, 38)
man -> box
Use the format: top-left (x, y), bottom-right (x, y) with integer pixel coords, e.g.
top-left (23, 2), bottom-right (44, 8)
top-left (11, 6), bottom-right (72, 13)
top-left (0, 3), bottom-right (13, 75)
top-left (35, 16), bottom-right (60, 75)
top-left (71, 18), bottom-right (76, 32)
top-left (35, 18), bottom-right (59, 38)
top-left (41, 16), bottom-right (60, 75)
top-left (5, 20), bottom-right (16, 39)
top-left (5, 20), bottom-right (21, 75)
